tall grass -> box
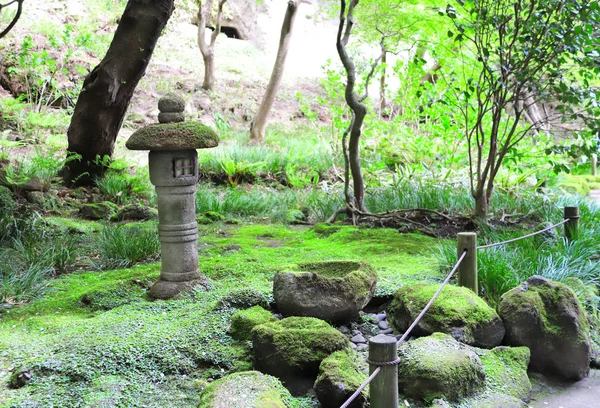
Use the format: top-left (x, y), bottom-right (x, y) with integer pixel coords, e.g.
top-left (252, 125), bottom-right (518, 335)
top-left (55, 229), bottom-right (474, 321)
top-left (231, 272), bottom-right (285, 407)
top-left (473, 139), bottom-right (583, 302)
top-left (96, 224), bottom-right (160, 269)
top-left (438, 198), bottom-right (600, 308)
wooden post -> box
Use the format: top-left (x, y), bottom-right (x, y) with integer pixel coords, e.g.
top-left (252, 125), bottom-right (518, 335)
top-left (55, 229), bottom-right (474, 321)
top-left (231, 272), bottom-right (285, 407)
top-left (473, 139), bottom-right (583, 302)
top-left (457, 232), bottom-right (478, 295)
top-left (369, 334), bottom-right (398, 408)
top-left (564, 206), bottom-right (579, 242)
top-left (592, 154), bottom-right (597, 177)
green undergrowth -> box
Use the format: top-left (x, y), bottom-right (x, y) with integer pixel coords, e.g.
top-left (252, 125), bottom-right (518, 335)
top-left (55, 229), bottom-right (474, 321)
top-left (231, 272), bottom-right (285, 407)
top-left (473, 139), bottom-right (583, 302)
top-left (0, 223), bottom-right (438, 407)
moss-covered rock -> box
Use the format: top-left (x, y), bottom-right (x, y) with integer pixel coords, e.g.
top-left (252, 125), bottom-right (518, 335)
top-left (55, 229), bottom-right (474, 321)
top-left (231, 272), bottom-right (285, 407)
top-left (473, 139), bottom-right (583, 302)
top-left (79, 202), bottom-right (118, 220)
top-left (126, 122), bottom-right (218, 151)
top-left (158, 93), bottom-right (185, 113)
top-left (478, 346), bottom-right (531, 401)
top-left (230, 306), bottom-right (277, 341)
top-left (252, 316), bottom-right (350, 378)
top-left (116, 204), bottom-right (158, 221)
top-left (273, 260), bottom-right (377, 324)
top-left (80, 281), bottom-right (148, 311)
top-left (313, 223), bottom-right (342, 236)
top-left (217, 288), bottom-right (270, 309)
top-left (314, 348), bottom-right (368, 408)
top-left (197, 371), bottom-right (292, 408)
top-left (396, 333), bottom-right (486, 402)
top-left (498, 275), bottom-right (591, 380)
top-left (388, 284), bottom-right (505, 348)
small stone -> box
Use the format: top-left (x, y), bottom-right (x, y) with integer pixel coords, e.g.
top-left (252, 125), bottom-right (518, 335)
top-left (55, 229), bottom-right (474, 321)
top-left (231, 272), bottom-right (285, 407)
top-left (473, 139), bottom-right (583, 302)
top-left (25, 191), bottom-right (45, 205)
top-left (158, 93), bottom-right (185, 113)
top-left (378, 321), bottom-right (389, 330)
top-left (338, 325), bottom-right (350, 334)
top-left (351, 330), bottom-right (362, 336)
top-left (158, 112), bottom-right (185, 124)
top-left (350, 342), bottom-right (357, 349)
top-left (376, 313), bottom-right (387, 321)
top-left (351, 334), bottom-right (367, 344)
top-left (356, 343), bottom-right (368, 351)
top-left (380, 328), bottom-right (393, 335)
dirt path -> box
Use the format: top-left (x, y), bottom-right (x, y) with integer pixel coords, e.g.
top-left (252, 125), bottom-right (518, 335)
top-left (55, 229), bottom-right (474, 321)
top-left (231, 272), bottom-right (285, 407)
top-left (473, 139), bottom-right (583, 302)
top-left (529, 370), bottom-right (600, 408)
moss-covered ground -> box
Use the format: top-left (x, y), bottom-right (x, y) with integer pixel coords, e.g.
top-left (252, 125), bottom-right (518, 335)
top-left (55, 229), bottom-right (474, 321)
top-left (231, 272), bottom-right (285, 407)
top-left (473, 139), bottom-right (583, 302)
top-left (0, 222), bottom-right (439, 407)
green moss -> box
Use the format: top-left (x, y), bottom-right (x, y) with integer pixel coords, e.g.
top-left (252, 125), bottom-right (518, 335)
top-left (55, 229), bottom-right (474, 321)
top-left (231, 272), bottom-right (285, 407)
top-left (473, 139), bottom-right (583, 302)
top-left (230, 306), bottom-right (276, 341)
top-left (197, 371), bottom-right (292, 408)
top-left (252, 317), bottom-right (350, 370)
top-left (126, 122), bottom-right (219, 150)
top-left (0, 224), bottom-right (437, 406)
top-left (312, 222), bottom-right (342, 236)
top-left (42, 216), bottom-right (103, 234)
top-left (479, 346), bottom-right (531, 400)
top-left (80, 202), bottom-right (118, 220)
top-left (316, 348), bottom-right (368, 392)
top-left (390, 284), bottom-right (498, 327)
top-left (397, 332), bottom-right (486, 402)
top-left (80, 280), bottom-right (149, 311)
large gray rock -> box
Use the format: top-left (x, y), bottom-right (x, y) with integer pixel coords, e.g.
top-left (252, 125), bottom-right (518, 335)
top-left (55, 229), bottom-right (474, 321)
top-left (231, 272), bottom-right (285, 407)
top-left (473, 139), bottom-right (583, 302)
top-left (498, 275), bottom-right (591, 380)
top-left (387, 284), bottom-right (505, 348)
top-left (273, 261), bottom-right (377, 324)
top-left (252, 316), bottom-right (350, 378)
top-left (197, 371), bottom-right (292, 408)
top-left (314, 348), bottom-right (368, 408)
top-left (397, 332), bottom-right (486, 401)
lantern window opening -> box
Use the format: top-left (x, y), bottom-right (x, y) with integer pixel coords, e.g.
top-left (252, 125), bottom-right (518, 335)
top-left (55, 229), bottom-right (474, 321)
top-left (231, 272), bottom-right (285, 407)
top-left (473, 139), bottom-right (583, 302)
top-left (174, 157), bottom-right (195, 178)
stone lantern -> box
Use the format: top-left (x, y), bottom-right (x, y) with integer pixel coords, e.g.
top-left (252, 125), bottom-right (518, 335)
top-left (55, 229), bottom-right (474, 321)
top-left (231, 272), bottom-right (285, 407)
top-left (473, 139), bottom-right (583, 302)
top-left (126, 94), bottom-right (219, 299)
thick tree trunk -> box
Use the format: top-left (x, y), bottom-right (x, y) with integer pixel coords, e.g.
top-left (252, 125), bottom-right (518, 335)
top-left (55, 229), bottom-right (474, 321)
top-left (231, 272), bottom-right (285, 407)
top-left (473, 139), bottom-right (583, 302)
top-left (198, 0), bottom-right (227, 92)
top-left (63, 0), bottom-right (175, 186)
top-left (250, 0), bottom-right (300, 144)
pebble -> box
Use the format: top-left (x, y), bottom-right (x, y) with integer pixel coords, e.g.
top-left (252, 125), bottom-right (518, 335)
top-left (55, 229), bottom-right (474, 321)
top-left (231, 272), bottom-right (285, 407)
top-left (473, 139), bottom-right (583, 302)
top-left (380, 328), bottom-right (394, 335)
top-left (378, 321), bottom-right (389, 330)
top-left (350, 342), bottom-right (357, 349)
top-left (350, 334), bottom-right (367, 344)
top-left (356, 343), bottom-right (368, 351)
top-left (351, 329), bottom-right (362, 336)
top-left (273, 313), bottom-right (283, 320)
top-left (338, 325), bottom-right (350, 334)
top-left (376, 313), bottom-right (387, 321)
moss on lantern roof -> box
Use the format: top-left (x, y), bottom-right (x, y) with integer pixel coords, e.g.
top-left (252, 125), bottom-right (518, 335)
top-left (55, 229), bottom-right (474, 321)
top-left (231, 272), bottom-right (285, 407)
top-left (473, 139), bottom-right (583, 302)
top-left (126, 122), bottom-right (219, 151)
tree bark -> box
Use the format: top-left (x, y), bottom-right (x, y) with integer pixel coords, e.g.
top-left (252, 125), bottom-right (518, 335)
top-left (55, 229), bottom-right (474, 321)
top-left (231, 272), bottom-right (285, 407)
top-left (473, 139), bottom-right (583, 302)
top-left (379, 50), bottom-right (387, 114)
top-left (62, 0), bottom-right (175, 186)
top-left (250, 0), bottom-right (300, 144)
top-left (198, 0), bottom-right (227, 91)
top-left (473, 189), bottom-right (489, 219)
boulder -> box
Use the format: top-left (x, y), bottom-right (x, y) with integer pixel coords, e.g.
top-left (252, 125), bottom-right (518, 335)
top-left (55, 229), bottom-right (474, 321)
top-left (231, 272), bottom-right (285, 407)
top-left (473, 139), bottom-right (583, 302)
top-left (397, 333), bottom-right (486, 401)
top-left (387, 284), bottom-right (505, 348)
top-left (79, 202), bottom-right (118, 220)
top-left (273, 261), bottom-right (377, 324)
top-left (252, 316), bottom-right (350, 378)
top-left (498, 275), bottom-right (591, 380)
top-left (478, 346), bottom-right (531, 401)
top-left (314, 348), bottom-right (368, 408)
top-left (116, 204), bottom-right (158, 221)
top-left (230, 306), bottom-right (277, 341)
top-left (197, 371), bottom-right (292, 408)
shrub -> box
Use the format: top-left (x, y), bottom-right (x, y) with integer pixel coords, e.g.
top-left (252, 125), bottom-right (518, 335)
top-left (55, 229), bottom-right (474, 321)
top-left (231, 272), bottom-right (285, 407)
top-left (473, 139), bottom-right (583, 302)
top-left (96, 224), bottom-right (160, 269)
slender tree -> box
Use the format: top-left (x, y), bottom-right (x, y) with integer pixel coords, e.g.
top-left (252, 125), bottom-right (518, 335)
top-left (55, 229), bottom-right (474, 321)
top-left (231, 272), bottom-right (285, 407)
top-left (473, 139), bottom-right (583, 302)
top-left (63, 0), bottom-right (175, 186)
top-left (197, 0), bottom-right (227, 92)
top-left (445, 0), bottom-right (600, 219)
top-left (250, 0), bottom-right (306, 144)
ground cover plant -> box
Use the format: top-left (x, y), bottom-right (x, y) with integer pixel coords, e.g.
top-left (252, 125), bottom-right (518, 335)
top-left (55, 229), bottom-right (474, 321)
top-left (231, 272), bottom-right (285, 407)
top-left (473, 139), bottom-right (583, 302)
top-left (0, 0), bottom-right (599, 406)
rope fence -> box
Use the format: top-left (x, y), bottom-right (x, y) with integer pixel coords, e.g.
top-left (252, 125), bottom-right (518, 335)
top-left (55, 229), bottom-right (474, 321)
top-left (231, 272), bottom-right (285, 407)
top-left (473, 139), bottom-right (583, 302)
top-left (339, 206), bottom-right (581, 408)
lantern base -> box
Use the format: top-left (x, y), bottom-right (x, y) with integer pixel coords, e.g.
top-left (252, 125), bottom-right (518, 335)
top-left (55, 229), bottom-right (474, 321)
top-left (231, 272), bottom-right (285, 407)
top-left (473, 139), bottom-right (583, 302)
top-left (148, 277), bottom-right (209, 300)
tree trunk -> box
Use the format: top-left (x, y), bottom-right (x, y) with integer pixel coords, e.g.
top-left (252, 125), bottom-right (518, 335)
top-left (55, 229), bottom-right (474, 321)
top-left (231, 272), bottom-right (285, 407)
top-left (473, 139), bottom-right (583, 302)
top-left (379, 50), bottom-right (387, 114)
top-left (198, 0), bottom-right (227, 92)
top-left (250, 0), bottom-right (300, 144)
top-left (202, 51), bottom-right (215, 91)
top-left (62, 0), bottom-right (175, 186)
top-left (473, 189), bottom-right (489, 219)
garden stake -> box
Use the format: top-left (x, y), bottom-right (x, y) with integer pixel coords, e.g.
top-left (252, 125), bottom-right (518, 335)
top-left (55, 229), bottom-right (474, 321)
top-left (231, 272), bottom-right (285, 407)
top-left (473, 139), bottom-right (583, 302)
top-left (457, 232), bottom-right (478, 295)
top-left (564, 206), bottom-right (579, 242)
